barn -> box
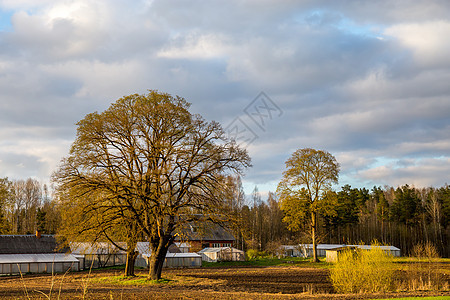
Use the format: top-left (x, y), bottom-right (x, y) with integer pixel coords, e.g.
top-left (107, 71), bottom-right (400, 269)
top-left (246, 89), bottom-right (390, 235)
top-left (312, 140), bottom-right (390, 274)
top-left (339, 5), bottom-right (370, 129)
top-left (0, 234), bottom-right (80, 275)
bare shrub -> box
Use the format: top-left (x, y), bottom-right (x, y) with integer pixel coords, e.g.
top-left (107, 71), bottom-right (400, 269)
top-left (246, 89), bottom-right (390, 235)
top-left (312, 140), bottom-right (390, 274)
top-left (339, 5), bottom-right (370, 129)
top-left (402, 242), bottom-right (446, 291)
top-left (330, 243), bottom-right (395, 293)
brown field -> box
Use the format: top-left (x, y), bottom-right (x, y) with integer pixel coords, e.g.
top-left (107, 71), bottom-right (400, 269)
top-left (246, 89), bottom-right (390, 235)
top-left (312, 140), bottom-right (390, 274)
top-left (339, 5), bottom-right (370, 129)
top-left (0, 264), bottom-right (449, 299)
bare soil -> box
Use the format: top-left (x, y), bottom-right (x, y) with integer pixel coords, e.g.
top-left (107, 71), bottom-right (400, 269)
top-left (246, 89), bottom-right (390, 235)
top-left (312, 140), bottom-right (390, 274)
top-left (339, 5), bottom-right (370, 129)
top-left (0, 265), bottom-right (449, 299)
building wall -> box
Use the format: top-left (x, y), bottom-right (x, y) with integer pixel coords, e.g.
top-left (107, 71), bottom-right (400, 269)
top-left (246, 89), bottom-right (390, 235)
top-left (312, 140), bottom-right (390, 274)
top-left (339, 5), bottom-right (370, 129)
top-left (0, 261), bottom-right (79, 275)
top-left (190, 240), bottom-right (234, 252)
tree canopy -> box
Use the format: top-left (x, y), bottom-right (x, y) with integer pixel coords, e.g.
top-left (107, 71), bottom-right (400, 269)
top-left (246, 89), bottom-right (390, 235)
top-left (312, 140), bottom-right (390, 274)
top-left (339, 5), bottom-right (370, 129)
top-left (53, 91), bottom-right (251, 279)
top-left (277, 148), bottom-right (339, 262)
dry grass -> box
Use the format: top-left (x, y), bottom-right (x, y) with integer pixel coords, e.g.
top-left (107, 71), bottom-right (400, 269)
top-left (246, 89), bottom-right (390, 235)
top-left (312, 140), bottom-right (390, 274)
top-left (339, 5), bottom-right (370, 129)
top-left (396, 242), bottom-right (449, 292)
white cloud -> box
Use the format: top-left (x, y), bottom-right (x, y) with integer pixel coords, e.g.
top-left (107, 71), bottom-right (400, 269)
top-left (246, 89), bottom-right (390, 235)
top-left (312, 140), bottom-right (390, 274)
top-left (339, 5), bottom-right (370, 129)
top-left (157, 33), bottom-right (230, 59)
top-left (385, 21), bottom-right (450, 67)
top-left (358, 157), bottom-right (450, 187)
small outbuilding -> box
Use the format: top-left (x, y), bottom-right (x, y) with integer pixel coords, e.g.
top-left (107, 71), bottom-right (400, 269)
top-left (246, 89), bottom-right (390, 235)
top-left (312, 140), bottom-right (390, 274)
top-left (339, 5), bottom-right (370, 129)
top-left (325, 246), bottom-right (357, 263)
top-left (198, 247), bottom-right (245, 262)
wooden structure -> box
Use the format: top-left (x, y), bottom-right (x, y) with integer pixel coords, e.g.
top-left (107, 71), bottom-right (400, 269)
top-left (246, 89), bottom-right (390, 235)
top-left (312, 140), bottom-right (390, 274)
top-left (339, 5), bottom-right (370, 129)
top-left (325, 246), bottom-right (357, 263)
top-left (175, 222), bottom-right (235, 252)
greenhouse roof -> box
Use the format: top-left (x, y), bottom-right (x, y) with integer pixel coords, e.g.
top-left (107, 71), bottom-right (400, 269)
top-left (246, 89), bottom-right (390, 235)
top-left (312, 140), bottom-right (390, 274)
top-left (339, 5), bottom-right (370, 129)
top-left (0, 253), bottom-right (80, 264)
top-left (198, 247), bottom-right (243, 253)
top-left (284, 244), bottom-right (400, 251)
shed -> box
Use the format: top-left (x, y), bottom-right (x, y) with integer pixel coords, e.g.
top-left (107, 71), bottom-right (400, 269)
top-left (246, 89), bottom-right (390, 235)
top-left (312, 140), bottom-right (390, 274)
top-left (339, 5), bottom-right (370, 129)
top-left (325, 246), bottom-right (357, 263)
top-left (198, 247), bottom-right (245, 262)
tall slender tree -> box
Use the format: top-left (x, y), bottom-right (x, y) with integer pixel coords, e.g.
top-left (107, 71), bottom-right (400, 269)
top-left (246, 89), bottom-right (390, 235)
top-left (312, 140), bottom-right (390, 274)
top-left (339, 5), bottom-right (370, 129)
top-left (277, 148), bottom-right (339, 262)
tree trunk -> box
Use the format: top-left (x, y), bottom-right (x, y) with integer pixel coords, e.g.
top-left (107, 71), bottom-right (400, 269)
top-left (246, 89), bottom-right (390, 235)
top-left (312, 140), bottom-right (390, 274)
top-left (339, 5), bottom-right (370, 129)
top-left (125, 250), bottom-right (138, 277)
top-left (311, 211), bottom-right (319, 262)
top-left (148, 235), bottom-right (172, 280)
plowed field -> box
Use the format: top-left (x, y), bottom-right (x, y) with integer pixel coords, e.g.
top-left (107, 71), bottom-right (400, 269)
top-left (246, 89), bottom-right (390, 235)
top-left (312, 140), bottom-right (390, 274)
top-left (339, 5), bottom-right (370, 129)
top-left (0, 265), bottom-right (448, 299)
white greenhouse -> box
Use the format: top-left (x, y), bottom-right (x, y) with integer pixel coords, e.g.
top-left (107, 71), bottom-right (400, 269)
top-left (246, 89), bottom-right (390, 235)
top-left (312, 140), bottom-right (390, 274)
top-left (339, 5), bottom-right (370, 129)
top-left (282, 244), bottom-right (401, 258)
top-left (163, 253), bottom-right (202, 268)
top-left (198, 247), bottom-right (245, 262)
top-left (0, 253), bottom-right (80, 275)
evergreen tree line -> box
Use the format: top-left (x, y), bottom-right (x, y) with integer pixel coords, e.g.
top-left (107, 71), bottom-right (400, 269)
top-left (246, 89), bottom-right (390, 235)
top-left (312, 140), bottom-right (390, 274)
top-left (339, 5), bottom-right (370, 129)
top-left (1, 176), bottom-right (449, 257)
top-left (233, 182), bottom-right (450, 258)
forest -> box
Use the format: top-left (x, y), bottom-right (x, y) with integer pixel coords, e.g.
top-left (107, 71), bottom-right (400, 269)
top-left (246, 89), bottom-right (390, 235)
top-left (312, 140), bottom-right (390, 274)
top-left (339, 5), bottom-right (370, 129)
top-left (0, 176), bottom-right (449, 257)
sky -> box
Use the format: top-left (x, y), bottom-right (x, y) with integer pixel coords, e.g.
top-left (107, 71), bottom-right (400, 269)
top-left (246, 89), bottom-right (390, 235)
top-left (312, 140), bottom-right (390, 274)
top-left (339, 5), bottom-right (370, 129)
top-left (0, 0), bottom-right (449, 198)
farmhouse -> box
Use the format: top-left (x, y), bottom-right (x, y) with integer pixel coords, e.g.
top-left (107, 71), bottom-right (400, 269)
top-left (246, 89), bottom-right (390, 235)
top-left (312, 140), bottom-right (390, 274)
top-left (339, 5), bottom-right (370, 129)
top-left (0, 234), bottom-right (80, 275)
top-left (175, 222), bottom-right (235, 252)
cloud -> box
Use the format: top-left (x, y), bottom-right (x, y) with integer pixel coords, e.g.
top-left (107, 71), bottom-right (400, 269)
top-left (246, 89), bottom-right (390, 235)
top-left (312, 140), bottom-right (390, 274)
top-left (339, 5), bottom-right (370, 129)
top-left (385, 21), bottom-right (450, 68)
top-left (0, 0), bottom-right (449, 195)
top-left (358, 157), bottom-right (450, 187)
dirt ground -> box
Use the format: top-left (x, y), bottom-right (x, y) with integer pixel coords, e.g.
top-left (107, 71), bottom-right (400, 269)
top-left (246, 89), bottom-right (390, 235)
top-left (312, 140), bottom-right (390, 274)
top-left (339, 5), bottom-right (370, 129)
top-left (0, 265), bottom-right (449, 299)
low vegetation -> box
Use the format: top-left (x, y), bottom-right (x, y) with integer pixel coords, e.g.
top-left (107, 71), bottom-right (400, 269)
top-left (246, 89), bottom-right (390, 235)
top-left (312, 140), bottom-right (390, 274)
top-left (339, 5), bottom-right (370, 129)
top-left (330, 242), bottom-right (449, 295)
top-left (330, 244), bottom-right (395, 293)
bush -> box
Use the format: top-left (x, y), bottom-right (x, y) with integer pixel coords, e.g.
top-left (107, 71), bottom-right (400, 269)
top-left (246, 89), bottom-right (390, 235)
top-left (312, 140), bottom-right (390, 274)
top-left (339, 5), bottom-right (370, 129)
top-left (412, 241), bottom-right (439, 261)
top-left (246, 249), bottom-right (267, 260)
top-left (404, 242), bottom-right (446, 291)
top-left (329, 243), bottom-right (395, 293)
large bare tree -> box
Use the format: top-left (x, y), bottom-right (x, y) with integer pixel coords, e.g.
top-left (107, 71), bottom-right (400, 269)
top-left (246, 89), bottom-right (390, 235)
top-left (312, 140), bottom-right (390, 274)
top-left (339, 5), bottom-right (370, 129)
top-left (53, 91), bottom-right (250, 279)
top-left (277, 148), bottom-right (339, 262)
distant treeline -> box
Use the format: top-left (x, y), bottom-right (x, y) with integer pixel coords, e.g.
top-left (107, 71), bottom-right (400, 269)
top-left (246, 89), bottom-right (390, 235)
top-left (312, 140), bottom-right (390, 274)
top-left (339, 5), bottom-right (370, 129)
top-left (224, 177), bottom-right (450, 258)
top-left (0, 178), bottom-right (59, 235)
top-left (1, 176), bottom-right (449, 257)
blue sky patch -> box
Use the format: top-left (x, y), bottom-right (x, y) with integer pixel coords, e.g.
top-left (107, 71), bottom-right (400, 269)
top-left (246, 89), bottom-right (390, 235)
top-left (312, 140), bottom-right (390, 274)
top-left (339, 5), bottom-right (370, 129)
top-left (0, 8), bottom-right (13, 31)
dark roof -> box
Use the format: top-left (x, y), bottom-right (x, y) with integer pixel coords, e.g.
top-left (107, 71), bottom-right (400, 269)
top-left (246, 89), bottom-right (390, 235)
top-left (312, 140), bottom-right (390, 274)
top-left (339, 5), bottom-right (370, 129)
top-left (175, 222), bottom-right (235, 242)
top-left (168, 243), bottom-right (181, 253)
top-left (0, 235), bottom-right (68, 254)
